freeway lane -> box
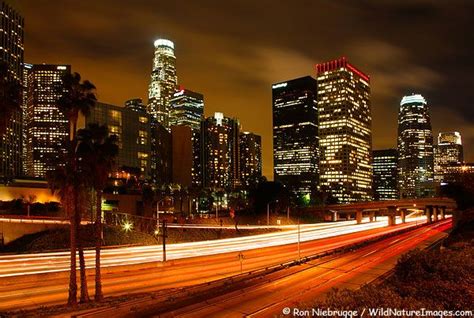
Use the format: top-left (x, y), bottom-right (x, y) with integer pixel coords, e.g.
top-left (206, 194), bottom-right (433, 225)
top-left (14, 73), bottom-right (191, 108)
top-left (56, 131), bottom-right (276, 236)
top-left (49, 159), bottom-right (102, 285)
top-left (0, 216), bottom-right (426, 278)
top-left (148, 220), bottom-right (451, 318)
top-left (0, 217), bottom-right (432, 311)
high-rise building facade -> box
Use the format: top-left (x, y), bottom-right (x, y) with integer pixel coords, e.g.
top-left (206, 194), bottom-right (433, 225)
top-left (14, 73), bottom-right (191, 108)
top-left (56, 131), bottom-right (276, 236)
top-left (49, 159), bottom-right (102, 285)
top-left (316, 57), bottom-right (373, 203)
top-left (147, 39), bottom-right (178, 129)
top-left (0, 1), bottom-right (24, 181)
top-left (85, 101), bottom-right (152, 180)
top-left (171, 125), bottom-right (193, 187)
top-left (272, 76), bottom-right (318, 196)
top-left (240, 132), bottom-right (262, 188)
top-left (169, 88), bottom-right (204, 130)
top-left (25, 64), bottom-right (70, 178)
top-left (200, 112), bottom-right (240, 189)
top-left (373, 149), bottom-right (398, 201)
top-left (397, 94), bottom-right (434, 198)
top-left (434, 132), bottom-right (463, 183)
top-left (151, 121), bottom-right (172, 185)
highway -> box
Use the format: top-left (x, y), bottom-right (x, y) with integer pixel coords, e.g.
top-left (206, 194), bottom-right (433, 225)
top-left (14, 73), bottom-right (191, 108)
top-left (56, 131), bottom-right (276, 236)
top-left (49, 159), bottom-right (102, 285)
top-left (136, 219), bottom-right (452, 318)
top-left (0, 216), bottom-right (432, 311)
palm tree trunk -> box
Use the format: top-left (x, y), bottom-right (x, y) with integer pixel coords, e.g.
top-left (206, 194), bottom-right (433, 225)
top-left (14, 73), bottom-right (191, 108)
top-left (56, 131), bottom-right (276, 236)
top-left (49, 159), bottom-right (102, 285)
top-left (76, 198), bottom-right (90, 303)
top-left (68, 189), bottom-right (78, 306)
top-left (95, 189), bottom-right (103, 301)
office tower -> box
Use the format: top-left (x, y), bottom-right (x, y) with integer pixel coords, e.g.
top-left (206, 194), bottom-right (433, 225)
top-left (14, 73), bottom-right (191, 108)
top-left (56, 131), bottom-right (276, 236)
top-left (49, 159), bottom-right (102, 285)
top-left (25, 64), bottom-right (70, 178)
top-left (171, 125), bottom-right (193, 187)
top-left (397, 94), bottom-right (434, 198)
top-left (434, 132), bottom-right (463, 183)
top-left (201, 112), bottom-right (240, 189)
top-left (150, 121), bottom-right (172, 185)
top-left (147, 39), bottom-right (178, 128)
top-left (191, 130), bottom-right (202, 187)
top-left (316, 57), bottom-right (373, 203)
top-left (125, 98), bottom-right (146, 112)
top-left (372, 149), bottom-right (398, 201)
top-left (21, 63), bottom-right (32, 176)
top-left (0, 1), bottom-right (24, 181)
top-left (240, 131), bottom-right (262, 188)
top-left (85, 101), bottom-right (152, 180)
top-left (272, 76), bottom-right (318, 197)
top-left (170, 88), bottom-right (204, 130)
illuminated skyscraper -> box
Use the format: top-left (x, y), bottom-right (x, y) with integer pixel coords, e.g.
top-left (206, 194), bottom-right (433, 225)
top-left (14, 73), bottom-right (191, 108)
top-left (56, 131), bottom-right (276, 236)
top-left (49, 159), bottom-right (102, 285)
top-left (170, 88), bottom-right (204, 130)
top-left (373, 149), bottom-right (398, 201)
top-left (316, 57), bottom-right (373, 203)
top-left (272, 76), bottom-right (318, 196)
top-left (434, 131), bottom-right (463, 183)
top-left (0, 1), bottom-right (24, 181)
top-left (201, 112), bottom-right (240, 189)
top-left (397, 94), bottom-right (434, 198)
top-left (147, 39), bottom-right (178, 129)
top-left (25, 64), bottom-right (70, 178)
top-left (240, 132), bottom-right (262, 187)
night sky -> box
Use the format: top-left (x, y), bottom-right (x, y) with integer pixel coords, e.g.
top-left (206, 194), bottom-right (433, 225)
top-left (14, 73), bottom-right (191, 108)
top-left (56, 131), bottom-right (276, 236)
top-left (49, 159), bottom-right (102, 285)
top-left (14, 0), bottom-right (474, 179)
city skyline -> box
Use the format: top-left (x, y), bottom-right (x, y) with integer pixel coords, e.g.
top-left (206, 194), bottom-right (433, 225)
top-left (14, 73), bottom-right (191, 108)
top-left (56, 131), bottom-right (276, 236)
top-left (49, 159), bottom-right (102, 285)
top-left (13, 0), bottom-right (474, 179)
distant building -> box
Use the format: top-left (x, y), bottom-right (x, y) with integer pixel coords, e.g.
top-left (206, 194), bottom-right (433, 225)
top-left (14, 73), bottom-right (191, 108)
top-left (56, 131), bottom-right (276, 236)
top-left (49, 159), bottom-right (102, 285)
top-left (125, 98), bottom-right (146, 112)
top-left (441, 163), bottom-right (474, 184)
top-left (397, 94), bottom-right (434, 198)
top-left (169, 88), bottom-right (204, 130)
top-left (171, 125), bottom-right (193, 187)
top-left (434, 132), bottom-right (463, 183)
top-left (240, 132), bottom-right (262, 187)
top-left (151, 121), bottom-right (172, 185)
top-left (147, 39), bottom-right (178, 128)
top-left (0, 1), bottom-right (24, 181)
top-left (272, 76), bottom-right (318, 197)
top-left (25, 64), bottom-right (71, 178)
top-left (85, 102), bottom-right (152, 180)
top-left (316, 57), bottom-right (373, 203)
top-left (200, 112), bottom-right (240, 189)
top-left (372, 149), bottom-right (398, 201)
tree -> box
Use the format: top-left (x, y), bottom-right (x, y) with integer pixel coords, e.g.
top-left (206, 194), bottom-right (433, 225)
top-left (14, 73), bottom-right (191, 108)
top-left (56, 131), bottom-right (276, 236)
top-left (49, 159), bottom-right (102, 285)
top-left (52, 72), bottom-right (97, 306)
top-left (77, 124), bottom-right (118, 301)
top-left (0, 61), bottom-right (21, 136)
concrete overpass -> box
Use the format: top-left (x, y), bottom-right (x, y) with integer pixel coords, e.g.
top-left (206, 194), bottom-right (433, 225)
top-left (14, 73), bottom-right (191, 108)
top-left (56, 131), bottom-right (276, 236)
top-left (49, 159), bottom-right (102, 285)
top-left (307, 197), bottom-right (457, 226)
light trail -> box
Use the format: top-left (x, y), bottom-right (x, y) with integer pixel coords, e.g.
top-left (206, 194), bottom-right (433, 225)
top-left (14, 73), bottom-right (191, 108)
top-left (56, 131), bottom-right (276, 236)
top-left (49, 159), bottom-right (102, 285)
top-left (0, 216), bottom-right (432, 278)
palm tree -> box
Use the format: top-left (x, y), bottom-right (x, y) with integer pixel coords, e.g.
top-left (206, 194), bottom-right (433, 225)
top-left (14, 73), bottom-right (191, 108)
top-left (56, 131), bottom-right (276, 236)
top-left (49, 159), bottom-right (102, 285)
top-left (77, 124), bottom-right (118, 301)
top-left (0, 61), bottom-right (21, 136)
top-left (55, 72), bottom-right (97, 306)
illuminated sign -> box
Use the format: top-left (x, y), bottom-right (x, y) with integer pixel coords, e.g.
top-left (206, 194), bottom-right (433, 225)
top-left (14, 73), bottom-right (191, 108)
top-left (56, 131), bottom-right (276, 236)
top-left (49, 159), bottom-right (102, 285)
top-left (272, 82), bottom-right (287, 89)
top-left (56, 66), bottom-right (67, 70)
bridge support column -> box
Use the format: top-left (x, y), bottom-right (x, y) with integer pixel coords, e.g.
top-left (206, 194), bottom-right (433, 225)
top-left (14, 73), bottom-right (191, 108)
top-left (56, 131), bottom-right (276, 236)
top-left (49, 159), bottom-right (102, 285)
top-left (433, 206), bottom-right (439, 222)
top-left (356, 210), bottom-right (363, 224)
top-left (400, 208), bottom-right (407, 223)
top-left (332, 211), bottom-right (338, 222)
top-left (369, 211), bottom-right (375, 222)
top-left (425, 206), bottom-right (433, 223)
top-left (387, 206), bottom-right (396, 226)
top-left (440, 206), bottom-right (446, 220)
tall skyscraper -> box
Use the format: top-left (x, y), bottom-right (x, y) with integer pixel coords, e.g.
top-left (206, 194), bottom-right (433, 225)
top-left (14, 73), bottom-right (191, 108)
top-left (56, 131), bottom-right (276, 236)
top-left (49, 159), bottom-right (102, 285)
top-left (373, 149), bottom-right (398, 201)
top-left (171, 125), bottom-right (193, 187)
top-left (397, 94), bottom-right (434, 198)
top-left (240, 131), bottom-right (262, 188)
top-left (147, 39), bottom-right (178, 129)
top-left (272, 76), bottom-right (318, 197)
top-left (0, 1), bottom-right (24, 181)
top-left (434, 131), bottom-right (463, 183)
top-left (169, 88), bottom-right (204, 130)
top-left (201, 112), bottom-right (240, 189)
top-left (316, 57), bottom-right (373, 203)
top-left (25, 64), bottom-right (70, 178)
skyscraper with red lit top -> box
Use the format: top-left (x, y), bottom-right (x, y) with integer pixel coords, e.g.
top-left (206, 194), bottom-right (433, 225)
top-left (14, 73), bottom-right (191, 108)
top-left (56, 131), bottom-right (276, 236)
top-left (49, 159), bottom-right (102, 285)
top-left (316, 57), bottom-right (373, 203)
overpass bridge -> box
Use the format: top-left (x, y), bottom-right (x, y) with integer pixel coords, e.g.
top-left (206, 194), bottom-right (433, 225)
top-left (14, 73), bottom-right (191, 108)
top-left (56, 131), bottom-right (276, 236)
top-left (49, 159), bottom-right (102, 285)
top-left (306, 197), bottom-right (457, 226)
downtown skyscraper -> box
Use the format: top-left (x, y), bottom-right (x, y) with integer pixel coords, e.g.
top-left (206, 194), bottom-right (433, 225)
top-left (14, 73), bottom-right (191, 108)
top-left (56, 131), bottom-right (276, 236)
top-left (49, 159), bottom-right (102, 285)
top-left (0, 1), bottom-right (24, 181)
top-left (434, 132), bottom-right (463, 183)
top-left (25, 64), bottom-right (70, 178)
top-left (316, 57), bottom-right (373, 203)
top-left (169, 88), bottom-right (204, 130)
top-left (240, 131), bottom-right (262, 187)
top-left (272, 76), bottom-right (319, 197)
top-left (397, 94), bottom-right (434, 198)
top-left (147, 39), bottom-right (178, 129)
top-left (373, 149), bottom-right (398, 201)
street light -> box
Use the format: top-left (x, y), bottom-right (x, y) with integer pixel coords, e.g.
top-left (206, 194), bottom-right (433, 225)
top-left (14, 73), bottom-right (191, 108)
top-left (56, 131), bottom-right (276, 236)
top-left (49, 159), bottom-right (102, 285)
top-left (266, 199), bottom-right (278, 225)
